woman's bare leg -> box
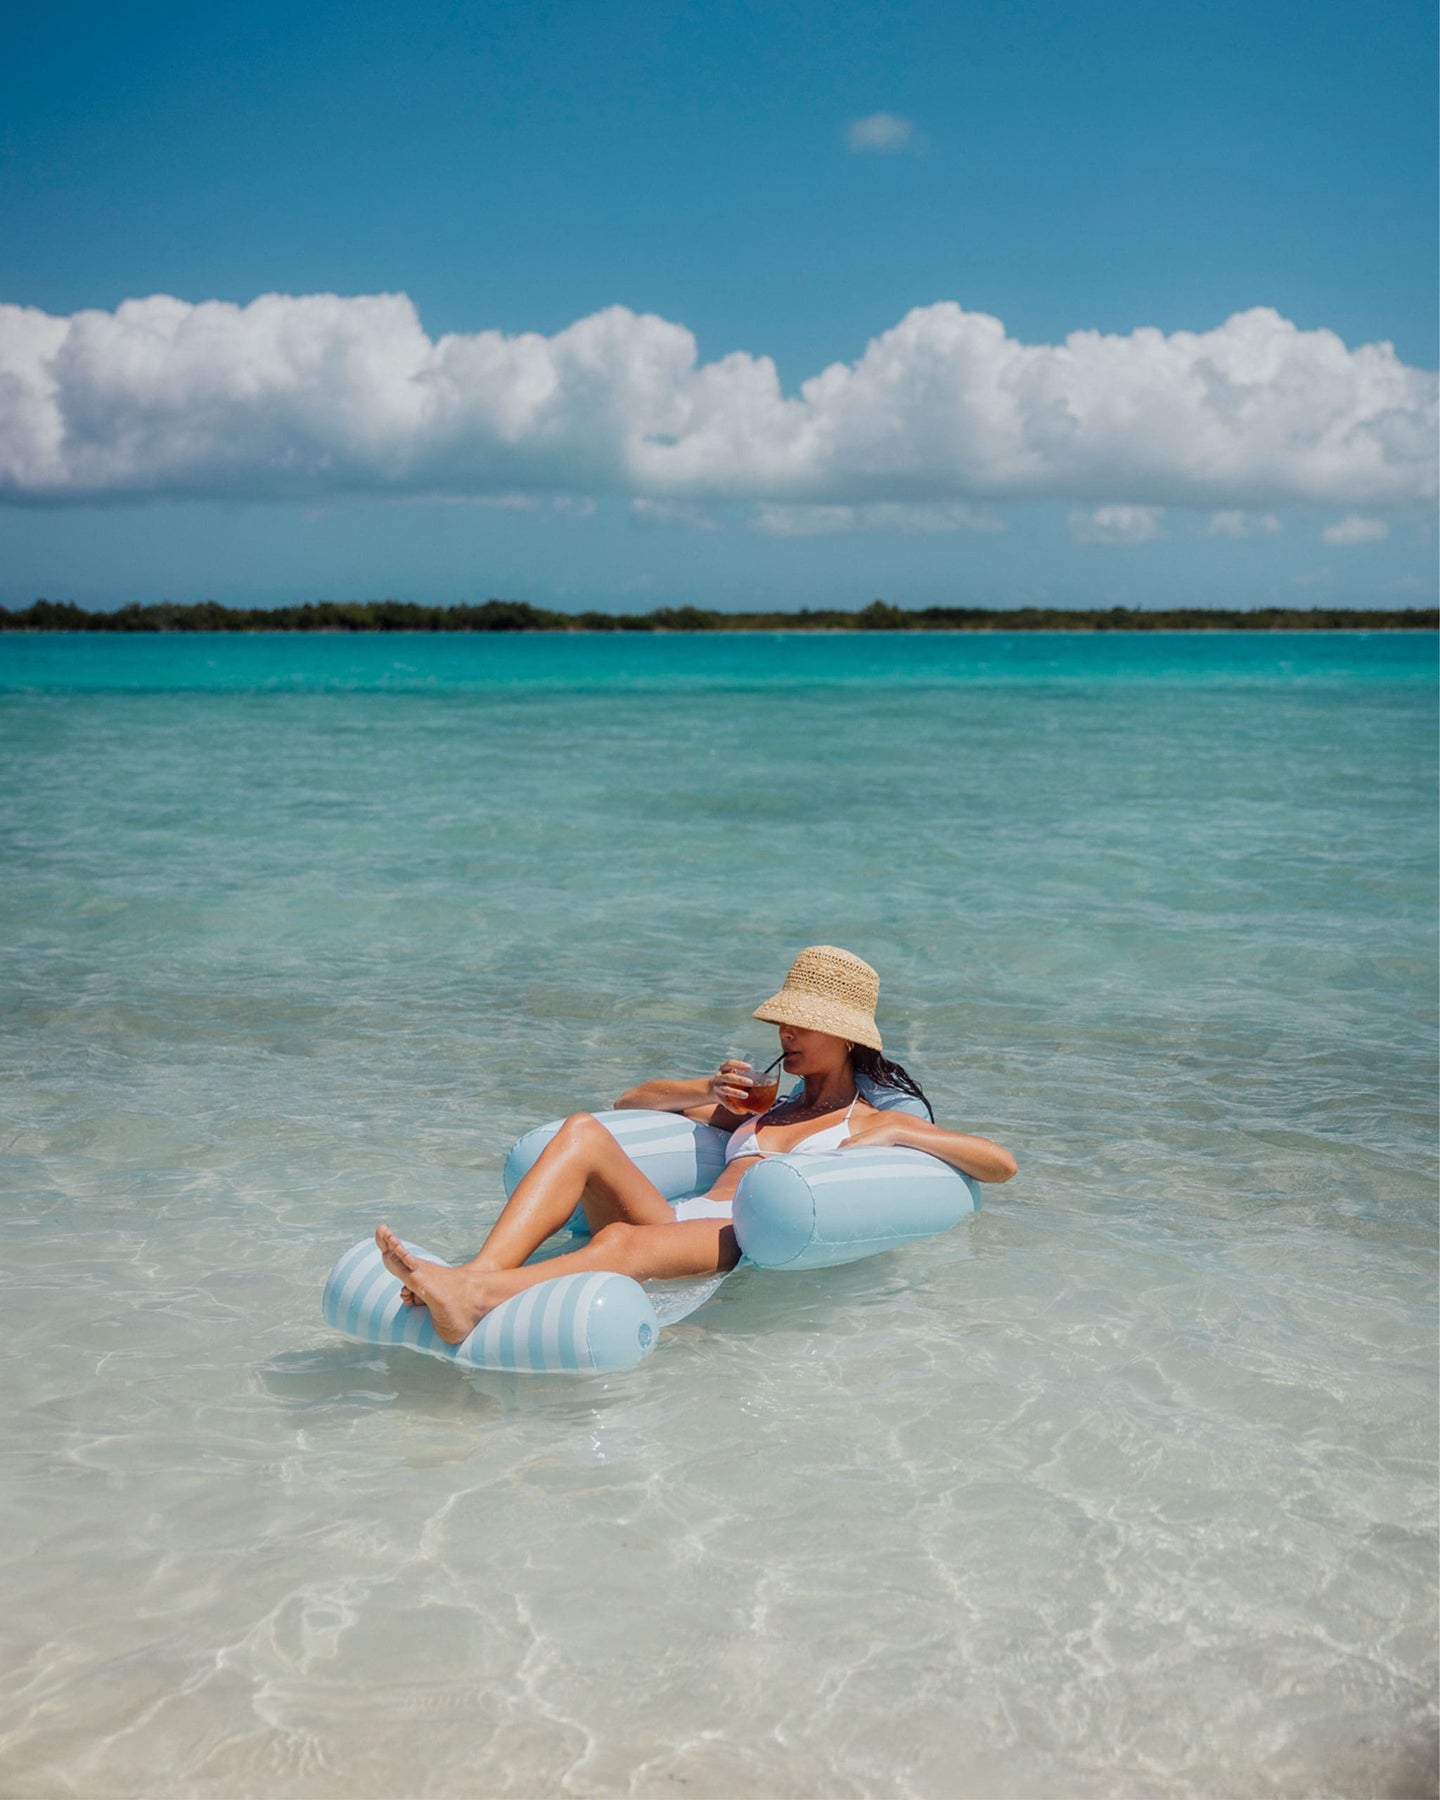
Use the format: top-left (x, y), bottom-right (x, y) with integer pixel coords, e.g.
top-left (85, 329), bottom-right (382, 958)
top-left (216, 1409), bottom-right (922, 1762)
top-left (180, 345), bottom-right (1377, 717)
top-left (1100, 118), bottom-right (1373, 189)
top-left (381, 1220), bottom-right (740, 1344)
top-left (474, 1114), bottom-right (677, 1269)
top-left (375, 1113), bottom-right (676, 1289)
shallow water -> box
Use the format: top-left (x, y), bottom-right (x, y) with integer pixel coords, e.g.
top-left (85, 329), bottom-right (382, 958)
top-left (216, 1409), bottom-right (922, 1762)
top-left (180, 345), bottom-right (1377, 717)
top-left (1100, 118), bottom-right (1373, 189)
top-left (1, 631), bottom-right (1435, 1798)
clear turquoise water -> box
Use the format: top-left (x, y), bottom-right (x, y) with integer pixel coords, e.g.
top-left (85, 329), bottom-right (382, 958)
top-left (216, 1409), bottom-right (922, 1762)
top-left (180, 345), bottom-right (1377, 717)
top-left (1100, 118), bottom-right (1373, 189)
top-left (2, 631), bottom-right (1436, 1798)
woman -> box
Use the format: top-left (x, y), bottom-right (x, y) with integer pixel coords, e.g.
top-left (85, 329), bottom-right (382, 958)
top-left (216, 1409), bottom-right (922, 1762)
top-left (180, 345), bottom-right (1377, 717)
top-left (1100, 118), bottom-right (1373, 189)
top-left (376, 945), bottom-right (1016, 1343)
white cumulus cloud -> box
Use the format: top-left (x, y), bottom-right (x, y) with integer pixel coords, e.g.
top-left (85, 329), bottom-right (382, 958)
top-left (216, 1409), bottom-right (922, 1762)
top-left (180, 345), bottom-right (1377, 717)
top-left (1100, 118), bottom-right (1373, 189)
top-left (845, 112), bottom-right (917, 153)
top-left (1321, 514), bottom-right (1390, 544)
top-left (0, 293), bottom-right (1434, 516)
top-left (1069, 504), bottom-right (1166, 545)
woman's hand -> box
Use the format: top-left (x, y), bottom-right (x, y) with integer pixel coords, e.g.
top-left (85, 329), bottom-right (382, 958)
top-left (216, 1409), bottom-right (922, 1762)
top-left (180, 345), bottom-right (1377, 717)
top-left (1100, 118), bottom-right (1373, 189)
top-left (838, 1112), bottom-right (912, 1150)
top-left (707, 1059), bottom-right (757, 1113)
top-left (616, 1063), bottom-right (761, 1123)
top-left (842, 1111), bottom-right (1017, 1184)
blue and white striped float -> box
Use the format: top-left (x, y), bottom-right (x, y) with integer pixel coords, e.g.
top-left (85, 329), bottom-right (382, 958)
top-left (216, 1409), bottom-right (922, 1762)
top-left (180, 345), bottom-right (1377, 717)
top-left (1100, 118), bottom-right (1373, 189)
top-left (321, 1238), bottom-right (657, 1374)
top-left (322, 1079), bottom-right (979, 1375)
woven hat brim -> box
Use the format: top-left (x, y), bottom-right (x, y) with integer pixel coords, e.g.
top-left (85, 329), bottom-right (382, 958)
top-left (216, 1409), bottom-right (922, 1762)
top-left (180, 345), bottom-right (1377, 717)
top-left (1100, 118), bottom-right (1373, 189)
top-left (752, 992), bottom-right (882, 1052)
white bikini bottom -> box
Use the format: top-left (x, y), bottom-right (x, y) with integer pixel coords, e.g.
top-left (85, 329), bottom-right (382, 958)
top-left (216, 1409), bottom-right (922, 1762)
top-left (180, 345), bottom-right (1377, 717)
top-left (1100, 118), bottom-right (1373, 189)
top-left (669, 1195), bottom-right (734, 1223)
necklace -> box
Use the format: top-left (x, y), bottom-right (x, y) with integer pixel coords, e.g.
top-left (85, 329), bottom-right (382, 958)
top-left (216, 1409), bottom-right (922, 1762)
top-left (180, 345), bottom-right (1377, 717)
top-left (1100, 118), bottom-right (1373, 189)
top-left (769, 1088), bottom-right (856, 1124)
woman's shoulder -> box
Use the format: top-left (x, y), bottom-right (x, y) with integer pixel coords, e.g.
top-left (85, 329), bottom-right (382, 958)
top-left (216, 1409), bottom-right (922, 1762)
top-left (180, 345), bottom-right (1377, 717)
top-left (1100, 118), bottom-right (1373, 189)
top-left (855, 1081), bottom-right (932, 1121)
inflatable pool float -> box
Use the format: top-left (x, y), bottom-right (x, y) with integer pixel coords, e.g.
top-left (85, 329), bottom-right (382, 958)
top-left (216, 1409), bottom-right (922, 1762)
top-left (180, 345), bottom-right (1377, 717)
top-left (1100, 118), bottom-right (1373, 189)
top-left (321, 1237), bottom-right (658, 1373)
top-left (322, 1081), bottom-right (979, 1374)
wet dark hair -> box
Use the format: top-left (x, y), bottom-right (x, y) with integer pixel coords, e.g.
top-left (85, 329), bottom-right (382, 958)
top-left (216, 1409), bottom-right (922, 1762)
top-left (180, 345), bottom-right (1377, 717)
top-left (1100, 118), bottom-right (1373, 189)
top-left (851, 1044), bottom-right (934, 1121)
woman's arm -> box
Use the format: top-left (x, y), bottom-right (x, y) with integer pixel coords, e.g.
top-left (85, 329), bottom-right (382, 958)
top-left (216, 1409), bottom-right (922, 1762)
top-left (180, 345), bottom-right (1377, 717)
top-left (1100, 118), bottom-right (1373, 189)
top-left (842, 1111), bottom-right (1017, 1184)
top-left (615, 1060), bottom-right (754, 1126)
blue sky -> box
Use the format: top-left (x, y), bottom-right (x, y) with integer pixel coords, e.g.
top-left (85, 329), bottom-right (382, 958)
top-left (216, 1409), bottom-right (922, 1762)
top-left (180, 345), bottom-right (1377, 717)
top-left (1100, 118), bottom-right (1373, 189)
top-left (2, 0), bottom-right (1435, 612)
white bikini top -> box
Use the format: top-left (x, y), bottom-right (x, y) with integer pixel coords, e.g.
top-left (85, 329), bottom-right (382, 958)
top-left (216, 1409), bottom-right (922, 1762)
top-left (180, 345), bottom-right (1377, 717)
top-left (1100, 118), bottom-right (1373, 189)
top-left (724, 1093), bottom-right (861, 1165)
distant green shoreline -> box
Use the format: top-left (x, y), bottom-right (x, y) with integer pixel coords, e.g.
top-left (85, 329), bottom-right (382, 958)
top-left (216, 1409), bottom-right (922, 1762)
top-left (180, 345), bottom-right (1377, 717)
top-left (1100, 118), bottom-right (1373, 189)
top-left (2, 598), bottom-right (1435, 633)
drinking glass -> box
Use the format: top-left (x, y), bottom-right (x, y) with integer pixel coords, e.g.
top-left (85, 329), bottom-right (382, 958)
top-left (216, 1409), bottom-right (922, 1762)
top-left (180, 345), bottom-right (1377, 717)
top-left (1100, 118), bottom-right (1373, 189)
top-left (732, 1055), bottom-right (782, 1115)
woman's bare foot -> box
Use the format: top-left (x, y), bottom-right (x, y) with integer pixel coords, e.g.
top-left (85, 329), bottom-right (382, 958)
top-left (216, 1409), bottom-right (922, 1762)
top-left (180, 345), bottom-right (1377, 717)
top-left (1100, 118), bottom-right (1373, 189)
top-left (374, 1226), bottom-right (496, 1343)
top-left (376, 1224), bottom-right (426, 1307)
top-left (376, 1224), bottom-right (416, 1284)
top-left (397, 1258), bottom-right (497, 1344)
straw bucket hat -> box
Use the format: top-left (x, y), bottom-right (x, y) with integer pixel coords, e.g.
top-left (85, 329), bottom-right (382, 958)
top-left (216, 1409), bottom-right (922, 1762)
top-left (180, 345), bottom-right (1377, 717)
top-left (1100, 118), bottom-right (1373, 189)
top-left (752, 945), bottom-right (883, 1051)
